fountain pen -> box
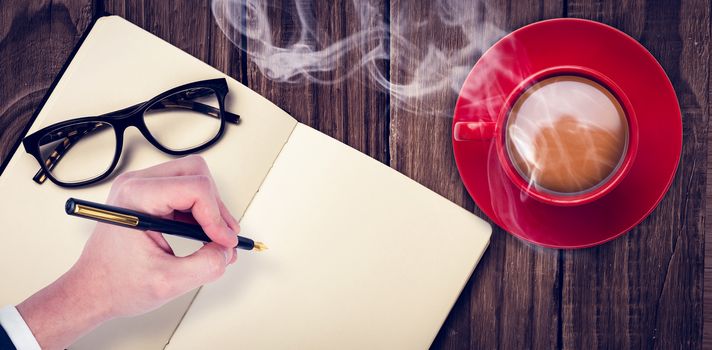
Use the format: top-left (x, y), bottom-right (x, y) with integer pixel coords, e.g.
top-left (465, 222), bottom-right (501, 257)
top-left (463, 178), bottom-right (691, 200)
top-left (65, 197), bottom-right (267, 252)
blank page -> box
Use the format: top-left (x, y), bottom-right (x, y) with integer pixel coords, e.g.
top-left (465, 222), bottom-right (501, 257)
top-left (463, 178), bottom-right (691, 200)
top-left (167, 124), bottom-right (491, 349)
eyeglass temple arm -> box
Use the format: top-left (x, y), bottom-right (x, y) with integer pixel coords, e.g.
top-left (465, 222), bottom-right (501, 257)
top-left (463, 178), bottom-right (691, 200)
top-left (32, 123), bottom-right (105, 184)
top-left (106, 88), bottom-right (240, 123)
top-left (150, 99), bottom-right (240, 124)
top-left (165, 87), bottom-right (240, 124)
top-left (33, 98), bottom-right (240, 184)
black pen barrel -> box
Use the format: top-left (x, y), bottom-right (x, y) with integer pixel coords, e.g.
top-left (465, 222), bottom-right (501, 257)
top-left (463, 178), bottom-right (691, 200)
top-left (65, 198), bottom-right (255, 250)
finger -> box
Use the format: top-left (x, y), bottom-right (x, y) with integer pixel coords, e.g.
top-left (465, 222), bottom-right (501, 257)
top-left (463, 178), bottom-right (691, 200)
top-left (170, 242), bottom-right (231, 289)
top-left (168, 195), bottom-right (239, 234)
top-left (218, 199), bottom-right (240, 233)
top-left (116, 155), bottom-right (239, 230)
top-left (228, 248), bottom-right (238, 265)
top-left (117, 176), bottom-right (238, 248)
top-left (146, 231), bottom-right (174, 255)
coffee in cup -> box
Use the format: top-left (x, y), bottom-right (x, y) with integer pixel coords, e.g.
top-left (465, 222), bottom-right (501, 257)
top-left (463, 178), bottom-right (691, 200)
top-left (505, 75), bottom-right (628, 195)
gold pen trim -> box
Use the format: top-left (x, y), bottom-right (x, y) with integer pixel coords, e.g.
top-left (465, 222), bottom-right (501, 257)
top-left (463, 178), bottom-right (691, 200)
top-left (74, 204), bottom-right (139, 227)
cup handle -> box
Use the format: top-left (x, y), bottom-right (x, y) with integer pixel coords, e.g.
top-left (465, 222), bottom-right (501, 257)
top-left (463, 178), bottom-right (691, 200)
top-left (454, 121), bottom-right (497, 141)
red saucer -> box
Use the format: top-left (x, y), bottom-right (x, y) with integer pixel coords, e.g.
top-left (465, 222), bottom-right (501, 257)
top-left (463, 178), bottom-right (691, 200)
top-left (452, 18), bottom-right (682, 249)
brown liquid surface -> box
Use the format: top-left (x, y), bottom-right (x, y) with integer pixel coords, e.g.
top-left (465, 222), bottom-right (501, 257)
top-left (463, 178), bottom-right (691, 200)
top-left (506, 76), bottom-right (628, 194)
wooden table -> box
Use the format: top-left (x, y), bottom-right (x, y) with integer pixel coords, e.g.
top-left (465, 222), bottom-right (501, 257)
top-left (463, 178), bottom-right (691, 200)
top-left (1, 1), bottom-right (707, 348)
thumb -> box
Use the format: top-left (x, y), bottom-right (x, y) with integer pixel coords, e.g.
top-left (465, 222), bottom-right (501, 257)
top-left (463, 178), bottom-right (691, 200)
top-left (171, 242), bottom-right (232, 291)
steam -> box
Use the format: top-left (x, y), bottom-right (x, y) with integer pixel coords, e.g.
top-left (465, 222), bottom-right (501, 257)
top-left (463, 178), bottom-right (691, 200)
top-left (210, 0), bottom-right (507, 117)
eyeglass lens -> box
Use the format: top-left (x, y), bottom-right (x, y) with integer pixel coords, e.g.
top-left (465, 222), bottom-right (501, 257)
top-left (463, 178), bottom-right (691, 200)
top-left (37, 121), bottom-right (116, 184)
top-left (143, 87), bottom-right (222, 152)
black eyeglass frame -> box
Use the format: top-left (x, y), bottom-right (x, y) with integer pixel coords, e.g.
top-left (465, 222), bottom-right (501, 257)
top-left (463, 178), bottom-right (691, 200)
top-left (22, 78), bottom-right (240, 188)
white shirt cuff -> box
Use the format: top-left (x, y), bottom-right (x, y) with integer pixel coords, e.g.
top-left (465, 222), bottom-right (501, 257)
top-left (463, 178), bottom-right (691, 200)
top-left (0, 305), bottom-right (41, 350)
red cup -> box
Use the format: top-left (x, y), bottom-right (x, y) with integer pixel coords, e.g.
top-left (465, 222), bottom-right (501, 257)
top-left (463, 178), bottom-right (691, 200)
top-left (453, 66), bottom-right (639, 206)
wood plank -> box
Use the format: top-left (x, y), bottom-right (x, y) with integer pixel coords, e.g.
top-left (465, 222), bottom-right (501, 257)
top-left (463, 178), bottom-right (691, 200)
top-left (704, 0), bottom-right (712, 347)
top-left (242, 0), bottom-right (390, 161)
top-left (106, 0), bottom-right (249, 107)
top-left (388, 1), bottom-right (562, 349)
top-left (482, 5), bottom-right (564, 348)
top-left (208, 0), bottom-right (247, 83)
top-left (104, 0), bottom-right (212, 62)
top-left (0, 0), bottom-right (95, 167)
top-left (565, 0), bottom-right (708, 348)
top-left (702, 0), bottom-right (712, 345)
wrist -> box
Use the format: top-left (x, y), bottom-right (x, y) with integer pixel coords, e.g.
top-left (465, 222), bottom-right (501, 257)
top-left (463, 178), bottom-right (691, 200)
top-left (17, 265), bottom-right (113, 349)
top-left (62, 262), bottom-right (116, 323)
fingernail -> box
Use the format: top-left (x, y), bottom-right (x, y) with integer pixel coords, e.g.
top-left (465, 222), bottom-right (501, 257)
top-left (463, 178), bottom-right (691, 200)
top-left (229, 248), bottom-right (237, 265)
top-left (222, 249), bottom-right (230, 264)
top-left (228, 228), bottom-right (238, 241)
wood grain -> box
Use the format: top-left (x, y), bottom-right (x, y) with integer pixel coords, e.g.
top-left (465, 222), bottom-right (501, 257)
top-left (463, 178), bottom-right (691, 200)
top-left (243, 0), bottom-right (390, 162)
top-left (104, 0), bottom-right (213, 64)
top-left (0, 0), bottom-right (95, 167)
top-left (0, 0), bottom-right (709, 349)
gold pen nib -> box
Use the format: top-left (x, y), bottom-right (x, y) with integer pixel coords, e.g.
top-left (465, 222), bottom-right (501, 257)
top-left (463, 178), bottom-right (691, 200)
top-left (253, 242), bottom-right (268, 252)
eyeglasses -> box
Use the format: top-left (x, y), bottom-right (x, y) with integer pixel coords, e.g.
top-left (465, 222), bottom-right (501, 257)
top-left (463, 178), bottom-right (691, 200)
top-left (22, 78), bottom-right (240, 187)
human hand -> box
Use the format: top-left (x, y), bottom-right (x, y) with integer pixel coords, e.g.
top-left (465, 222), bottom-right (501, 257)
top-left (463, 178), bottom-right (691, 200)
top-left (17, 155), bottom-right (240, 350)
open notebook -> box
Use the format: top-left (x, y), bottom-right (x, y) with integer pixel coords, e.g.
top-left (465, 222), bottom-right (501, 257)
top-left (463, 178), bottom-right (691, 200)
top-left (0, 16), bottom-right (491, 349)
